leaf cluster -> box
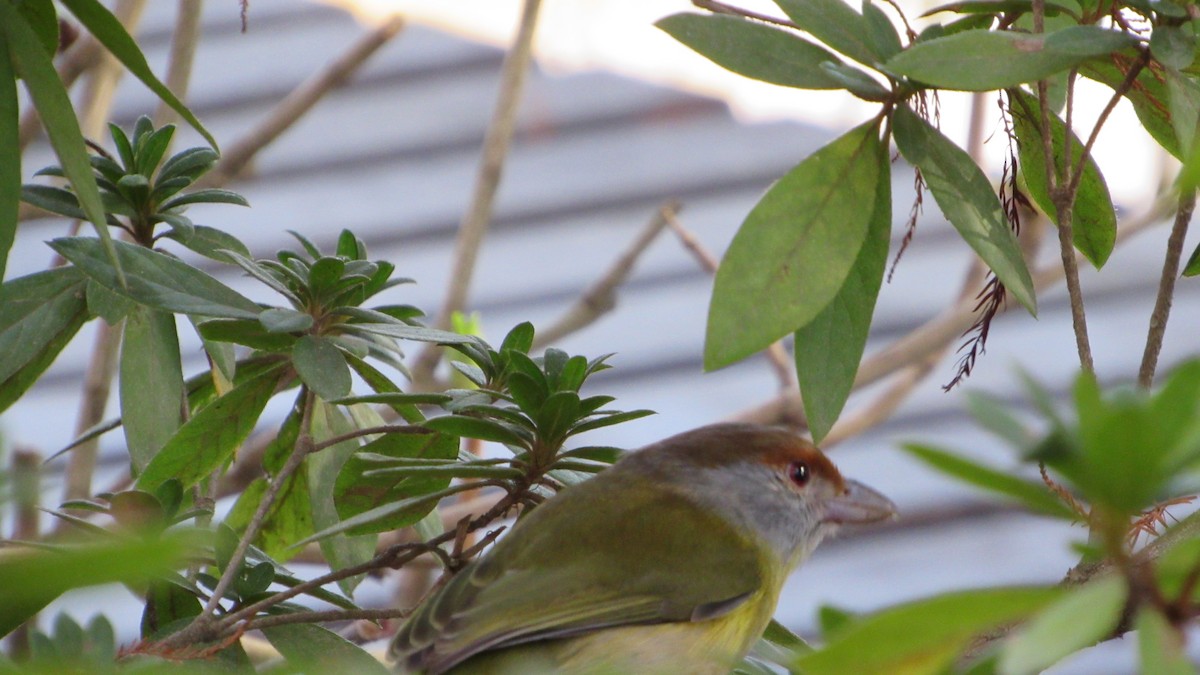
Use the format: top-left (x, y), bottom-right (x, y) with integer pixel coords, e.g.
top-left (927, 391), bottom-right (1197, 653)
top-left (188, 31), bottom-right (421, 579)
top-left (23, 116), bottom-right (246, 250)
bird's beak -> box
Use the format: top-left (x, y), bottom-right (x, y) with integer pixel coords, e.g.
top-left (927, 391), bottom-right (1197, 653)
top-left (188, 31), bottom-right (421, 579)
top-left (822, 480), bottom-right (896, 525)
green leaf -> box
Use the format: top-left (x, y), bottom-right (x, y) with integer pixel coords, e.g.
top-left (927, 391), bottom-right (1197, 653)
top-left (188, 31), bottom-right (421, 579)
top-left (140, 579), bottom-right (198, 638)
top-left (262, 624), bottom-right (389, 675)
top-left (120, 306), bottom-right (184, 473)
top-left (500, 321), bottom-right (535, 354)
top-left (135, 364), bottom-right (284, 491)
top-left (862, 1), bottom-right (903, 61)
top-left (1151, 26), bottom-right (1195, 70)
top-left (744, 619), bottom-right (812, 673)
top-left (1136, 608), bottom-right (1196, 675)
top-left (794, 587), bottom-right (1061, 675)
top-left (0, 267), bottom-right (88, 414)
top-left (58, 0), bottom-right (217, 150)
top-left (307, 402), bottom-right (375, 595)
top-left (15, 0), bottom-right (58, 56)
top-left (892, 104), bottom-right (1037, 312)
top-left (922, 0), bottom-right (1080, 18)
top-left (335, 431), bottom-right (469, 534)
top-left (0, 36), bottom-right (17, 284)
top-left (1168, 70), bottom-right (1200, 191)
top-left (198, 318), bottom-right (298, 351)
top-left (225, 475), bottom-right (314, 564)
top-left (292, 335), bottom-right (352, 401)
top-left (424, 414), bottom-right (531, 447)
top-left (302, 481), bottom-right (480, 546)
top-left (86, 278), bottom-right (133, 323)
top-left (795, 147), bottom-right (889, 443)
top-left (886, 26), bottom-right (1136, 90)
top-left (965, 391), bottom-right (1035, 448)
top-left (705, 119), bottom-right (882, 369)
top-left (133, 124), bottom-right (174, 176)
top-left (337, 316), bottom-right (476, 345)
top-left (775, 0), bottom-right (880, 66)
top-left (169, 224), bottom-right (251, 264)
top-left (160, 188), bottom-right (249, 211)
top-left (656, 13), bottom-right (849, 90)
top-left (332, 392), bottom-right (452, 407)
top-left (158, 146), bottom-right (218, 183)
top-left (1008, 89), bottom-right (1116, 268)
top-left (50, 237), bottom-right (262, 319)
top-left (20, 184), bottom-right (86, 219)
top-left (0, 536), bottom-right (192, 637)
top-left (259, 307), bottom-right (314, 334)
top-left (364, 463), bottom-right (523, 480)
top-left (998, 575), bottom-right (1125, 675)
top-left (3, 4), bottom-right (121, 279)
top-left (902, 444), bottom-right (1077, 518)
top-left (568, 409), bottom-right (656, 436)
top-left (1080, 59), bottom-right (1182, 159)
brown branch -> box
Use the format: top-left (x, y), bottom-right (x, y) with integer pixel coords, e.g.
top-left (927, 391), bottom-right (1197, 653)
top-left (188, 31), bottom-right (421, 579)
top-left (214, 541), bottom-right (447, 632)
top-left (1139, 189), bottom-right (1196, 388)
top-left (533, 201), bottom-right (679, 349)
top-left (1065, 50), bottom-right (1151, 201)
top-left (664, 209), bottom-right (795, 390)
top-left (199, 15), bottom-right (406, 186)
top-left (196, 391), bottom-right (316, 626)
top-left (411, 0), bottom-right (544, 386)
top-left (241, 607), bottom-right (412, 633)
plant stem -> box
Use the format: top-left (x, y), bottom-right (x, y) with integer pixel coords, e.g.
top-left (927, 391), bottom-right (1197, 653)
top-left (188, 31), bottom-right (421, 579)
top-left (1139, 189), bottom-right (1196, 388)
top-left (242, 607), bottom-right (413, 632)
top-left (1030, 0), bottom-right (1093, 374)
top-left (214, 542), bottom-right (446, 632)
top-left (412, 0), bottom-right (544, 386)
top-left (533, 201), bottom-right (679, 349)
top-left (191, 390), bottom-right (316, 633)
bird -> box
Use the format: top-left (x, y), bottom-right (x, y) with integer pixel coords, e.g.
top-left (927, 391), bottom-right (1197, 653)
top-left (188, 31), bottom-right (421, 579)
top-left (389, 422), bottom-right (896, 674)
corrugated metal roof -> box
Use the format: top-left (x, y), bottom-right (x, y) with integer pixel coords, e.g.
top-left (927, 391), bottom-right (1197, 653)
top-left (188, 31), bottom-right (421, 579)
top-left (10, 1), bottom-right (1200, 670)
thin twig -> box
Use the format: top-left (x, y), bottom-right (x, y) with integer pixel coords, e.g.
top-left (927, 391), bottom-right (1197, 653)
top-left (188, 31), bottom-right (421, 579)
top-left (533, 201), bottom-right (679, 349)
top-left (1065, 50), bottom-right (1151, 201)
top-left (664, 209), bottom-right (795, 389)
top-left (691, 0), bottom-right (800, 29)
top-left (198, 391), bottom-right (316, 623)
top-left (1030, 0), bottom-right (1093, 374)
top-left (242, 607), bottom-right (412, 633)
top-left (199, 15), bottom-right (406, 186)
top-left (1139, 189), bottom-right (1196, 388)
top-left (412, 0), bottom-right (544, 386)
top-left (214, 541), bottom-right (447, 632)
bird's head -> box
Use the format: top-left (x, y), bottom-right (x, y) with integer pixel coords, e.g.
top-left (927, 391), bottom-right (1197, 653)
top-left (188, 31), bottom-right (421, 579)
top-left (616, 423), bottom-right (896, 570)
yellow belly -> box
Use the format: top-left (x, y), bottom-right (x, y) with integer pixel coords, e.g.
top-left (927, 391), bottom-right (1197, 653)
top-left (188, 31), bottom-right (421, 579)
top-left (450, 594), bottom-right (772, 674)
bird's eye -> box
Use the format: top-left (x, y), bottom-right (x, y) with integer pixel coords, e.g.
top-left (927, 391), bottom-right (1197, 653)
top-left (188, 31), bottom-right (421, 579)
top-left (788, 461), bottom-right (810, 487)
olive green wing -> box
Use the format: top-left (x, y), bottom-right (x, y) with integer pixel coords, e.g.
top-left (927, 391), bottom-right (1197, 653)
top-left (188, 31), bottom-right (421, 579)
top-left (390, 477), bottom-right (764, 674)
